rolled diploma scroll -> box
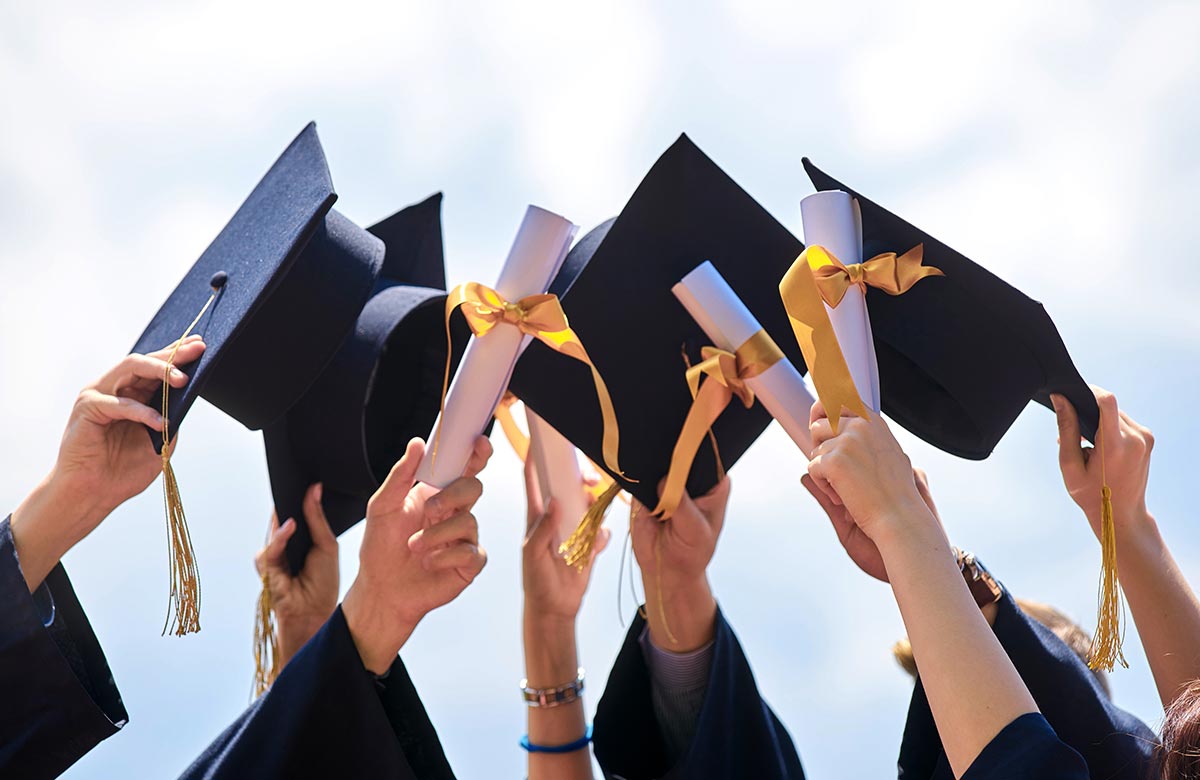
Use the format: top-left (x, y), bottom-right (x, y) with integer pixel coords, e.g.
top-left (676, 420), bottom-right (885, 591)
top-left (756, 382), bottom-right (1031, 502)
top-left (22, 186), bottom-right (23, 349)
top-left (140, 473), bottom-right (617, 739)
top-left (415, 206), bottom-right (578, 488)
top-left (799, 191), bottom-right (881, 412)
top-left (526, 409), bottom-right (589, 531)
top-left (672, 261), bottom-right (815, 455)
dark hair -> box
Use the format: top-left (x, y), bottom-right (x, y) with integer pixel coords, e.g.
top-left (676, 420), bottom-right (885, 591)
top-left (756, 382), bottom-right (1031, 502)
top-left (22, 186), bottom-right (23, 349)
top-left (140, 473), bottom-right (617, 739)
top-left (1157, 680), bottom-right (1200, 779)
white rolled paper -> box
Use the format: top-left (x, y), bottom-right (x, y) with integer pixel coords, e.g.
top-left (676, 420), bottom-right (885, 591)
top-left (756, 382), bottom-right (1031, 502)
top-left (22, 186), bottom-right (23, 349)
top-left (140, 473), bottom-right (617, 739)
top-left (526, 409), bottom-right (589, 531)
top-left (799, 191), bottom-right (881, 413)
top-left (672, 261), bottom-right (816, 456)
top-left (416, 206), bottom-right (578, 488)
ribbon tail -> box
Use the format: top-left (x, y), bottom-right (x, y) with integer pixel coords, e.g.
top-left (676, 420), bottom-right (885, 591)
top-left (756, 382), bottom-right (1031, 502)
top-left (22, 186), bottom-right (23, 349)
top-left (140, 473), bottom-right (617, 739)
top-left (494, 396), bottom-right (530, 462)
top-left (651, 379), bottom-right (732, 518)
top-left (780, 252), bottom-right (868, 433)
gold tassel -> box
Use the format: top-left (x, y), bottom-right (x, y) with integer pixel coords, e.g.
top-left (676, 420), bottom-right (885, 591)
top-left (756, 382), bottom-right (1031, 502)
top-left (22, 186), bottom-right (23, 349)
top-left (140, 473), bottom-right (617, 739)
top-left (1087, 426), bottom-right (1127, 671)
top-left (158, 286), bottom-right (218, 637)
top-left (252, 572), bottom-right (279, 697)
top-left (559, 481), bottom-right (622, 570)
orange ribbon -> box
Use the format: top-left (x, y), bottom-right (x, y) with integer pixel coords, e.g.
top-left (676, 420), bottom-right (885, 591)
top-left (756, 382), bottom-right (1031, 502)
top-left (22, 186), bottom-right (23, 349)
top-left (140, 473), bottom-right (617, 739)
top-left (651, 330), bottom-right (783, 518)
top-left (438, 282), bottom-right (626, 478)
top-left (808, 243), bottom-right (942, 308)
top-left (494, 392), bottom-right (530, 462)
top-left (779, 249), bottom-right (869, 435)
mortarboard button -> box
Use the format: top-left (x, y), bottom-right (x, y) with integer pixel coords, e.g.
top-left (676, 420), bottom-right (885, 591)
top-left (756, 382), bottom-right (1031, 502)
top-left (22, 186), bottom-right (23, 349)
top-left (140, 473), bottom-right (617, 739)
top-left (130, 122), bottom-right (386, 637)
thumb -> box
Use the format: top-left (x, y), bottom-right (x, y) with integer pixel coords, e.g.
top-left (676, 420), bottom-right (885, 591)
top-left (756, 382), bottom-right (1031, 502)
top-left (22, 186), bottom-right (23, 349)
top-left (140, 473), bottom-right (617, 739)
top-left (1051, 394), bottom-right (1086, 484)
top-left (374, 438), bottom-right (425, 513)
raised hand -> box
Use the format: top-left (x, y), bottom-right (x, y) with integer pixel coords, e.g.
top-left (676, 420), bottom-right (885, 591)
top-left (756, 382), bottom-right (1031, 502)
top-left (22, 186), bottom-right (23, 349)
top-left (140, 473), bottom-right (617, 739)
top-left (11, 337), bottom-right (207, 590)
top-left (631, 477), bottom-right (730, 652)
top-left (341, 436), bottom-right (492, 674)
top-left (803, 466), bottom-right (943, 583)
top-left (256, 483), bottom-right (340, 668)
top-left (1052, 387), bottom-right (1153, 539)
top-left (522, 458), bottom-right (610, 623)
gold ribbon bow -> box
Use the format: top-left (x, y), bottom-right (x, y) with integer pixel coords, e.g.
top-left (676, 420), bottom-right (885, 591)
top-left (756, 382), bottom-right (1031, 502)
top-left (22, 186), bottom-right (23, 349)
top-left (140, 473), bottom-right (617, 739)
top-left (779, 249), bottom-right (869, 435)
top-left (651, 330), bottom-right (783, 518)
top-left (808, 243), bottom-right (942, 308)
top-left (438, 282), bottom-right (626, 478)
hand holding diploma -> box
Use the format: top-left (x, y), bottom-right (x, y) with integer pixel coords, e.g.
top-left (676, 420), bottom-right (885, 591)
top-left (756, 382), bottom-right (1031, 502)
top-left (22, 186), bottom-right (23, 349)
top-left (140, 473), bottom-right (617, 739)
top-left (416, 206), bottom-right (577, 488)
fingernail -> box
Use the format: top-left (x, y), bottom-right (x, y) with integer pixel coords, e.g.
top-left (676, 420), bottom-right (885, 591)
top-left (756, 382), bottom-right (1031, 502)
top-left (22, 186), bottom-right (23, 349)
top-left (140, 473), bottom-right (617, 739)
top-left (171, 368), bottom-right (186, 381)
top-left (408, 533), bottom-right (425, 552)
top-left (315, 483), bottom-right (323, 501)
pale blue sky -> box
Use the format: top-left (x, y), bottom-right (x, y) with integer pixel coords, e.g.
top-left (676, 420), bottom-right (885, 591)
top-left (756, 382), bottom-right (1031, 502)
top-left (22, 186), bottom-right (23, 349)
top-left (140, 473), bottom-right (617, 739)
top-left (1, 1), bottom-right (1198, 777)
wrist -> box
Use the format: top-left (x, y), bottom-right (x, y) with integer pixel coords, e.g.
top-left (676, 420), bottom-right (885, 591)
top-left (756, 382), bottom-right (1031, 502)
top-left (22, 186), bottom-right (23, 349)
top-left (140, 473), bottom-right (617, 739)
top-left (276, 613), bottom-right (328, 661)
top-left (523, 610), bottom-right (579, 687)
top-left (342, 579), bottom-right (417, 675)
top-left (643, 574), bottom-right (716, 653)
top-left (870, 497), bottom-right (946, 555)
top-left (10, 474), bottom-right (107, 591)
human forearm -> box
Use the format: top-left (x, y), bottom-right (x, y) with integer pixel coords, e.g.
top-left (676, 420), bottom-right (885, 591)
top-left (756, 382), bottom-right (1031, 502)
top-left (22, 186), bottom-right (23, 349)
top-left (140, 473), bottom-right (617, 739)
top-left (643, 574), bottom-right (717, 653)
top-left (523, 611), bottom-right (591, 780)
top-left (341, 580), bottom-right (417, 675)
top-left (879, 507), bottom-right (1037, 778)
top-left (10, 473), bottom-right (108, 591)
top-left (1114, 513), bottom-right (1200, 708)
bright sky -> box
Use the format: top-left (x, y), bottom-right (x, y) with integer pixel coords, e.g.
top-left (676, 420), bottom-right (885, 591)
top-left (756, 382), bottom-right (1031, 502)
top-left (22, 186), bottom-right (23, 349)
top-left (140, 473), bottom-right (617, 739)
top-left (2, 1), bottom-right (1199, 778)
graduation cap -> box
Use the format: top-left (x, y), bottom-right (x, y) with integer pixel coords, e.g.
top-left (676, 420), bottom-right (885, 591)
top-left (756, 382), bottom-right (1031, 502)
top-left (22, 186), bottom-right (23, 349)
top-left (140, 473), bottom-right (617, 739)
top-left (130, 122), bottom-right (386, 636)
top-left (799, 160), bottom-right (1126, 670)
top-left (509, 134), bottom-right (808, 512)
top-left (801, 158), bottom-right (1099, 458)
top-left (262, 193), bottom-right (466, 575)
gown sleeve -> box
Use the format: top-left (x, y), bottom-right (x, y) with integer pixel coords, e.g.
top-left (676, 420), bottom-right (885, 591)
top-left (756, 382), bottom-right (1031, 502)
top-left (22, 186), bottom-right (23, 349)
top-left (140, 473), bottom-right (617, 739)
top-left (0, 515), bottom-right (127, 780)
top-left (960, 713), bottom-right (1089, 780)
top-left (180, 606), bottom-right (454, 780)
top-left (898, 592), bottom-right (1157, 779)
top-left (593, 605), bottom-right (805, 780)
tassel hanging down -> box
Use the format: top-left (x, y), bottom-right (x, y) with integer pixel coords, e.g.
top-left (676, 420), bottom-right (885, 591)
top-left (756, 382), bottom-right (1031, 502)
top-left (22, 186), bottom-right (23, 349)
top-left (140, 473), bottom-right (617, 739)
top-left (1087, 426), bottom-right (1127, 671)
top-left (252, 572), bottom-right (280, 697)
top-left (159, 277), bottom-right (221, 637)
top-left (560, 481), bottom-right (622, 570)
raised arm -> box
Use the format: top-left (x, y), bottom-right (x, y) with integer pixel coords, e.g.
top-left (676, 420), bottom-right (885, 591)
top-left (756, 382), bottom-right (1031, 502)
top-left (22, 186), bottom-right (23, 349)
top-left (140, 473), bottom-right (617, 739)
top-left (521, 458), bottom-right (609, 780)
top-left (807, 402), bottom-right (1078, 778)
top-left (1053, 387), bottom-right (1200, 708)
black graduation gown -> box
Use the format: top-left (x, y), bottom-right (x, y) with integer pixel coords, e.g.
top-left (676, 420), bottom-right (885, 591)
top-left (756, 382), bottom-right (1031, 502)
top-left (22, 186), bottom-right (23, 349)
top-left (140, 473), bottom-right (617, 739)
top-left (898, 593), bottom-right (1156, 779)
top-left (181, 606), bottom-right (454, 780)
top-left (0, 515), bottom-right (128, 780)
top-left (593, 606), bottom-right (805, 780)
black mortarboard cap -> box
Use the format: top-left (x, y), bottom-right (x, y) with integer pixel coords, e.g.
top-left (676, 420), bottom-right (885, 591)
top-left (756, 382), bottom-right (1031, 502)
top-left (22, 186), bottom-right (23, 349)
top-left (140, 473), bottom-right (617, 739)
top-left (509, 135), bottom-right (808, 509)
top-left (131, 123), bottom-right (385, 450)
top-left (263, 194), bottom-right (470, 573)
top-left (803, 158), bottom-right (1099, 458)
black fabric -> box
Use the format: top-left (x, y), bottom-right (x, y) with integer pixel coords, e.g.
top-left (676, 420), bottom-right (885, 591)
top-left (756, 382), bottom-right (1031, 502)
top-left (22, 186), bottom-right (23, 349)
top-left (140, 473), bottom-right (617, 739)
top-left (0, 516), bottom-right (127, 780)
top-left (803, 158), bottom-right (1099, 459)
top-left (510, 135), bottom-right (808, 509)
top-left (181, 606), bottom-right (451, 780)
top-left (262, 194), bottom-right (470, 574)
top-left (593, 607), bottom-right (805, 780)
top-left (898, 594), bottom-right (1157, 779)
top-left (132, 122), bottom-right (385, 449)
top-left (959, 713), bottom-right (1090, 780)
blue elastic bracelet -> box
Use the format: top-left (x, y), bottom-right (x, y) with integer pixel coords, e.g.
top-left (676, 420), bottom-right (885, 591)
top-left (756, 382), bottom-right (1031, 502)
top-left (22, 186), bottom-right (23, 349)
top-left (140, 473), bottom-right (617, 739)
top-left (520, 724), bottom-right (593, 754)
